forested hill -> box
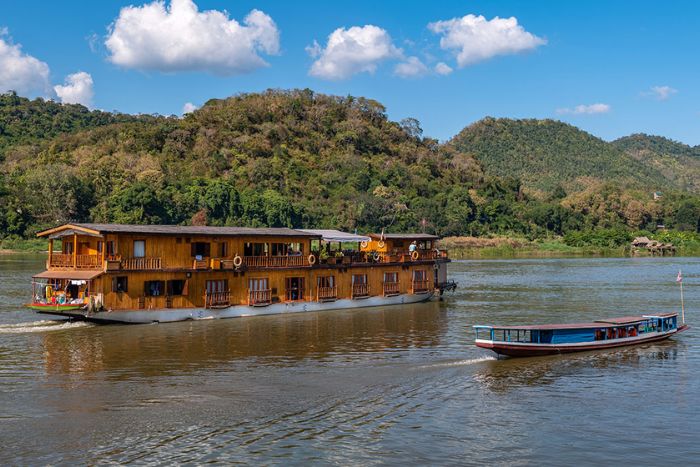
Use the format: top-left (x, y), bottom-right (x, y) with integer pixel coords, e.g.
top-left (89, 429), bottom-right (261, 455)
top-left (1, 89), bottom-right (699, 242)
top-left (612, 134), bottom-right (700, 193)
top-left (448, 117), bottom-right (683, 194)
top-left (0, 92), bottom-right (148, 155)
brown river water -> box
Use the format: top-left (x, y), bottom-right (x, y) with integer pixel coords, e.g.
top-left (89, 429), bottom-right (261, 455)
top-left (1, 254), bottom-right (699, 465)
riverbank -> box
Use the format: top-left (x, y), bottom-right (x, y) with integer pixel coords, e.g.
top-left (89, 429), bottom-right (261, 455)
top-left (440, 235), bottom-right (700, 259)
top-left (0, 238), bottom-right (48, 253)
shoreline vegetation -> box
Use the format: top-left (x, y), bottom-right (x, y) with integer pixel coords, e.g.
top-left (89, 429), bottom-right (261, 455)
top-left (1, 91), bottom-right (699, 256)
top-left (4, 231), bottom-right (699, 258)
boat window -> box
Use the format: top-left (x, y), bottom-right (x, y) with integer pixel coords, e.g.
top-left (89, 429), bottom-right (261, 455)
top-left (244, 242), bottom-right (268, 257)
top-left (97, 241), bottom-right (103, 254)
top-left (384, 272), bottom-right (398, 283)
top-left (248, 278), bottom-right (269, 291)
top-left (167, 280), bottom-right (187, 296)
top-left (352, 274), bottom-right (367, 285)
top-left (106, 241), bottom-right (116, 257)
top-left (145, 280), bottom-right (164, 296)
top-left (285, 277), bottom-right (305, 301)
top-left (413, 270), bottom-right (428, 281)
top-left (205, 280), bottom-right (227, 294)
top-left (112, 276), bottom-right (128, 293)
top-left (133, 240), bottom-right (145, 258)
top-left (218, 242), bottom-right (228, 257)
top-left (191, 242), bottom-right (210, 257)
top-left (317, 275), bottom-right (335, 288)
top-left (63, 241), bottom-right (74, 255)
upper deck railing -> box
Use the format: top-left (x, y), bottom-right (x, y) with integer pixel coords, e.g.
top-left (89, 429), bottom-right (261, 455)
top-left (48, 253), bottom-right (102, 269)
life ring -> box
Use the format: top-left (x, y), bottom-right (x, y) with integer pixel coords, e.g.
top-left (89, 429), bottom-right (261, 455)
top-left (373, 253), bottom-right (381, 262)
top-left (433, 262), bottom-right (439, 270)
top-left (411, 250), bottom-right (419, 261)
top-left (233, 255), bottom-right (243, 267)
top-left (360, 240), bottom-right (368, 249)
top-left (378, 241), bottom-right (385, 249)
top-left (308, 254), bottom-right (317, 265)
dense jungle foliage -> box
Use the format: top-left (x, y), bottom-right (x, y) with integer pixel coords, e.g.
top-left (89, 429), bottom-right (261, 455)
top-left (0, 89), bottom-right (699, 247)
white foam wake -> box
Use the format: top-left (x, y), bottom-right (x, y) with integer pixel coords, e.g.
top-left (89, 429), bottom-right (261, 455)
top-left (417, 356), bottom-right (497, 369)
top-left (0, 320), bottom-right (93, 334)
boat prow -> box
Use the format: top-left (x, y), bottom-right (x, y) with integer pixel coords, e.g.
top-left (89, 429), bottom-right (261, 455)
top-left (473, 313), bottom-right (687, 358)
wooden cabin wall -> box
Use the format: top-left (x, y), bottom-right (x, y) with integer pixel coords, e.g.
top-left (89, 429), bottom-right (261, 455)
top-left (113, 234), bottom-right (313, 269)
top-left (99, 263), bottom-right (432, 310)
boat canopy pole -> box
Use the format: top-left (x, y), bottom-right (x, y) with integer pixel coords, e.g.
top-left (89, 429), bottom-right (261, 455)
top-left (679, 270), bottom-right (685, 325)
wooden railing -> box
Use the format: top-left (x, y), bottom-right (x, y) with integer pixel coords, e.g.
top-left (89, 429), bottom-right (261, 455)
top-left (383, 282), bottom-right (400, 296)
top-left (49, 254), bottom-right (103, 269)
top-left (192, 259), bottom-right (208, 270)
top-left (49, 253), bottom-right (74, 268)
top-left (121, 257), bottom-right (162, 270)
top-left (248, 289), bottom-right (272, 306)
top-left (205, 291), bottom-right (231, 309)
top-left (352, 283), bottom-right (370, 298)
top-left (244, 255), bottom-right (308, 268)
top-left (316, 286), bottom-right (337, 302)
top-left (411, 280), bottom-right (431, 294)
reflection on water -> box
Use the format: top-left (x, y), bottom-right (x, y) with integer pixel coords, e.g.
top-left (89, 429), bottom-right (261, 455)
top-left (38, 302), bottom-right (445, 378)
top-left (1, 254), bottom-right (699, 465)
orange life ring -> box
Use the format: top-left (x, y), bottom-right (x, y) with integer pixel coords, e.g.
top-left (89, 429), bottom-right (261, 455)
top-left (308, 254), bottom-right (317, 265)
top-left (233, 255), bottom-right (243, 267)
top-left (378, 241), bottom-right (385, 248)
top-left (411, 250), bottom-right (419, 260)
top-left (360, 240), bottom-right (368, 249)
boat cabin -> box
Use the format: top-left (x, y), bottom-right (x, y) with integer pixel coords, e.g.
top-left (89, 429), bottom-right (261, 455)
top-left (474, 314), bottom-right (680, 344)
top-left (30, 223), bottom-right (451, 321)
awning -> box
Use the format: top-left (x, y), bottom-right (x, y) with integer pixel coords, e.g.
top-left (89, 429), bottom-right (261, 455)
top-left (298, 229), bottom-right (371, 243)
top-left (48, 229), bottom-right (103, 239)
top-left (33, 270), bottom-right (104, 280)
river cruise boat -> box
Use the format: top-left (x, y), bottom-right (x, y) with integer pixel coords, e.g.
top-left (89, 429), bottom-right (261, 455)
top-left (473, 313), bottom-right (688, 357)
top-left (27, 223), bottom-right (451, 324)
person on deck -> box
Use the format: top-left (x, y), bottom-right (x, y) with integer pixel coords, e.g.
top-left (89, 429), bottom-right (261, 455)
top-left (409, 241), bottom-right (417, 253)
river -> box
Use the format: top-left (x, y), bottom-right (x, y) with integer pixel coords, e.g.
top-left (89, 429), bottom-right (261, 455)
top-left (1, 254), bottom-right (698, 465)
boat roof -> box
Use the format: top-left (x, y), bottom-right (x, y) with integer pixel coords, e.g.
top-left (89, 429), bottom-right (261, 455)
top-left (368, 233), bottom-right (439, 241)
top-left (33, 270), bottom-right (104, 280)
top-left (37, 223), bottom-right (322, 239)
top-left (473, 313), bottom-right (678, 331)
top-left (298, 229), bottom-right (370, 243)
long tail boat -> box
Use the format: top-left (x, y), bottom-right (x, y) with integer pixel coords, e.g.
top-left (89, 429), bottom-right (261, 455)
top-left (473, 313), bottom-right (689, 357)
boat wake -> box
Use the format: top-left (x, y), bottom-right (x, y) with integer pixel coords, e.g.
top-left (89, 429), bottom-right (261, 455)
top-left (0, 320), bottom-right (93, 334)
top-left (416, 356), bottom-right (497, 370)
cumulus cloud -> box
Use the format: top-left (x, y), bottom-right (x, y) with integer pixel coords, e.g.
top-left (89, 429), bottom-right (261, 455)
top-left (0, 30), bottom-right (50, 95)
top-left (428, 14), bottom-right (546, 67)
top-left (54, 71), bottom-right (94, 107)
top-left (394, 56), bottom-right (429, 78)
top-left (434, 62), bottom-right (453, 75)
top-left (182, 102), bottom-right (198, 114)
top-left (308, 25), bottom-right (402, 80)
top-left (105, 0), bottom-right (280, 75)
top-left (646, 85), bottom-right (678, 101)
top-left (556, 103), bottom-right (611, 115)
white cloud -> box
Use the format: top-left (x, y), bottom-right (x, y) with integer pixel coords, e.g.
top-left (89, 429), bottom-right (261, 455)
top-left (394, 56), bottom-right (428, 78)
top-left (105, 0), bottom-right (280, 75)
top-left (308, 25), bottom-right (402, 80)
top-left (647, 85), bottom-right (677, 101)
top-left (0, 30), bottom-right (50, 95)
top-left (556, 103), bottom-right (611, 115)
top-left (182, 102), bottom-right (198, 114)
top-left (54, 72), bottom-right (94, 107)
top-left (428, 14), bottom-right (546, 67)
top-left (434, 62), bottom-right (453, 75)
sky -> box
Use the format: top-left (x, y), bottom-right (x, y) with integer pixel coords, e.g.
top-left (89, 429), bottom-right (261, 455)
top-left (1, 0), bottom-right (699, 144)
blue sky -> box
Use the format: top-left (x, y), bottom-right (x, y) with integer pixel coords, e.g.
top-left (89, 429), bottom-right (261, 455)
top-left (1, 0), bottom-right (699, 144)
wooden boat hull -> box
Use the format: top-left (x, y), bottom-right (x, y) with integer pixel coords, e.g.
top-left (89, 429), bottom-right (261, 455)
top-left (30, 292), bottom-right (435, 324)
top-left (476, 325), bottom-right (689, 357)
top-left (25, 303), bottom-right (85, 312)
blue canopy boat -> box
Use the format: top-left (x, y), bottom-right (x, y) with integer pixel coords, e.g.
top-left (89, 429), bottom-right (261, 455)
top-left (473, 313), bottom-right (688, 357)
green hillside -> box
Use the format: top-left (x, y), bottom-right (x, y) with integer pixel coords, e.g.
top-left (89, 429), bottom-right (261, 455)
top-left (0, 90), bottom-right (698, 245)
top-left (448, 117), bottom-right (672, 194)
top-left (612, 134), bottom-right (700, 193)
